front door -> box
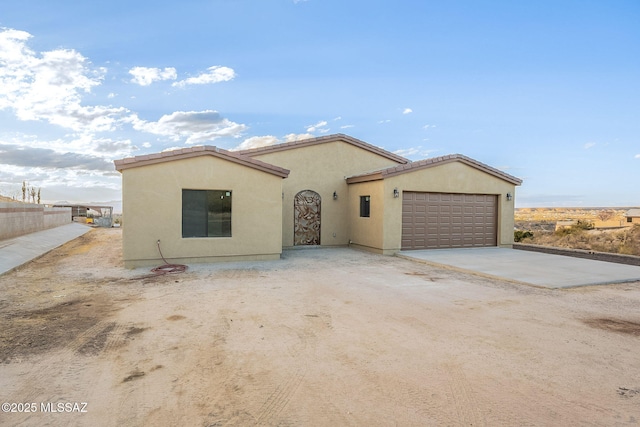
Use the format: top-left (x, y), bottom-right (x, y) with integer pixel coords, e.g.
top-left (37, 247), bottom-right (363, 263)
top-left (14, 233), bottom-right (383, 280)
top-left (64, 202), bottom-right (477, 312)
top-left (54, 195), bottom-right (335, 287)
top-left (294, 190), bottom-right (321, 245)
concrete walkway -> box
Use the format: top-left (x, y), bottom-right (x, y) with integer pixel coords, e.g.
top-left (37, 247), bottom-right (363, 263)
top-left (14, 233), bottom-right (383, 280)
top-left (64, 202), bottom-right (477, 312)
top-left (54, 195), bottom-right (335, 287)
top-left (0, 223), bottom-right (91, 276)
top-left (398, 247), bottom-right (640, 288)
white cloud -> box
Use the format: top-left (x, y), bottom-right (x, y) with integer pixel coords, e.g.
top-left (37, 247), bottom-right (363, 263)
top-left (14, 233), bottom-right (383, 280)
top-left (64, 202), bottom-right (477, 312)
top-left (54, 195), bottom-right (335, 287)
top-left (130, 110), bottom-right (247, 144)
top-left (234, 135), bottom-right (280, 151)
top-left (306, 120), bottom-right (328, 133)
top-left (173, 66), bottom-right (235, 88)
top-left (393, 146), bottom-right (438, 159)
top-left (284, 133), bottom-right (314, 142)
top-left (378, 119), bottom-right (391, 124)
top-left (402, 108), bottom-right (412, 114)
top-left (0, 28), bottom-right (249, 202)
top-left (584, 142), bottom-right (596, 149)
top-left (340, 124), bottom-right (355, 129)
top-left (0, 28), bottom-right (129, 133)
top-left (232, 133), bottom-right (315, 151)
top-left (635, 154), bottom-right (640, 159)
top-left (423, 124), bottom-right (436, 130)
top-left (129, 66), bottom-right (177, 86)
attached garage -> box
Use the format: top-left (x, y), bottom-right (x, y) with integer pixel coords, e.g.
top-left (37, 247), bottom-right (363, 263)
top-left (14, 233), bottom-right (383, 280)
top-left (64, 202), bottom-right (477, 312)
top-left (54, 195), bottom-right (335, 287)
top-left (401, 192), bottom-right (497, 250)
top-left (346, 153), bottom-right (522, 255)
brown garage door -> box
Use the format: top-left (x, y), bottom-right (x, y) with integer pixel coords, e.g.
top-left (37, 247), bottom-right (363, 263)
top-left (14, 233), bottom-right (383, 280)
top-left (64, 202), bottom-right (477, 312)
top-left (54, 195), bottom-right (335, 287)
top-left (402, 192), bottom-right (497, 250)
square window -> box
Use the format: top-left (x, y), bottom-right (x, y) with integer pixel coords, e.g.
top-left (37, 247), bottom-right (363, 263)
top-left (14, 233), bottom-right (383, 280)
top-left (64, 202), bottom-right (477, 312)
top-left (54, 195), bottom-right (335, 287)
top-left (360, 195), bottom-right (370, 218)
top-left (182, 189), bottom-right (232, 237)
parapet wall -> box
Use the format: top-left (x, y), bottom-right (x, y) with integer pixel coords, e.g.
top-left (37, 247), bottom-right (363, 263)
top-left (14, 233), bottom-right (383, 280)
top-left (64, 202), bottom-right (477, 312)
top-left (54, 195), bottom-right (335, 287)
top-left (0, 202), bottom-right (71, 240)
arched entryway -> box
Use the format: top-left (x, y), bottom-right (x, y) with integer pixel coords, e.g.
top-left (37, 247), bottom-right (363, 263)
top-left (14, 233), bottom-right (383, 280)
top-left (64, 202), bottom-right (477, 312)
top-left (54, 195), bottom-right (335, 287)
top-left (294, 190), bottom-right (321, 245)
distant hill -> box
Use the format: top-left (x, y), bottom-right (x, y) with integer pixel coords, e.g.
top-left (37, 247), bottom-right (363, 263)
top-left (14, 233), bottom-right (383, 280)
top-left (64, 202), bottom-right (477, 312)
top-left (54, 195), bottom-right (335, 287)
top-left (0, 195), bottom-right (20, 203)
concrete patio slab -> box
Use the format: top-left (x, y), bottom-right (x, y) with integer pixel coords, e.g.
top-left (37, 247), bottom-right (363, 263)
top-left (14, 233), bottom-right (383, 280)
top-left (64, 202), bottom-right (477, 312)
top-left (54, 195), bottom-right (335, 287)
top-left (398, 247), bottom-right (640, 288)
top-left (0, 223), bottom-right (91, 276)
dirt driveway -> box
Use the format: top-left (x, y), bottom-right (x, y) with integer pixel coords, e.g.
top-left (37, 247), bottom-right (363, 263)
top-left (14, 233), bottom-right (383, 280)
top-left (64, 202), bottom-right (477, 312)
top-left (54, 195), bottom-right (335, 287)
top-left (1, 227), bottom-right (639, 426)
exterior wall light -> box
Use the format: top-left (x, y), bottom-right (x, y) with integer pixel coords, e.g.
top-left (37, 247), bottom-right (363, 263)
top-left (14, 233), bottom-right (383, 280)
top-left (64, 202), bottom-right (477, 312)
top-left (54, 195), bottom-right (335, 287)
top-left (333, 191), bottom-right (338, 200)
top-left (393, 188), bottom-right (399, 198)
top-left (506, 192), bottom-right (512, 201)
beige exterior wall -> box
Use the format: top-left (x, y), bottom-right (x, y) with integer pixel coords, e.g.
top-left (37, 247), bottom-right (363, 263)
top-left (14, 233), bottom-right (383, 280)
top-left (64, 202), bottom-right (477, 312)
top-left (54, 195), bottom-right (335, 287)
top-left (348, 161), bottom-right (517, 254)
top-left (346, 181), bottom-right (386, 253)
top-left (249, 140), bottom-right (403, 247)
top-left (121, 156), bottom-right (284, 268)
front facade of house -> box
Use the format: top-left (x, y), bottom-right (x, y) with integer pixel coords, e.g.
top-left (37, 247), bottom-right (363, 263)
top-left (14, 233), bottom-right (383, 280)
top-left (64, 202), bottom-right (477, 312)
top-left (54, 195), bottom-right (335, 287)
top-left (115, 134), bottom-right (522, 268)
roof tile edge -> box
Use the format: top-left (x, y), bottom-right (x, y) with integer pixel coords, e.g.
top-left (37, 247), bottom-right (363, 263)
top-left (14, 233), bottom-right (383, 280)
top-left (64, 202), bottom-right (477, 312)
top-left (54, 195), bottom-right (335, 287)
top-left (114, 146), bottom-right (290, 178)
top-left (346, 153), bottom-right (522, 185)
top-left (238, 133), bottom-right (409, 164)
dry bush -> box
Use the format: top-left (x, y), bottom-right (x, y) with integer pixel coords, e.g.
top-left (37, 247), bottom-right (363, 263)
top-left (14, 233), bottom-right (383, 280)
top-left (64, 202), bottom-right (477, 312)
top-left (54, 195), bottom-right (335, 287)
top-left (523, 225), bottom-right (640, 256)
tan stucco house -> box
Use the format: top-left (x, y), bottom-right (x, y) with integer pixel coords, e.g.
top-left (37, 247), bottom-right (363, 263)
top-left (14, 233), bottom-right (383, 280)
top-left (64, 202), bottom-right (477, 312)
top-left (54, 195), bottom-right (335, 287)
top-left (115, 134), bottom-right (522, 268)
top-left (625, 209), bottom-right (640, 225)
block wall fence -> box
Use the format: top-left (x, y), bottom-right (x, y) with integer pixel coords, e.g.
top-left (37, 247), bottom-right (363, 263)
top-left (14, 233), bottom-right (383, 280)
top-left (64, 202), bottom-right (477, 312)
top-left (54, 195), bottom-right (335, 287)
top-left (0, 202), bottom-right (71, 240)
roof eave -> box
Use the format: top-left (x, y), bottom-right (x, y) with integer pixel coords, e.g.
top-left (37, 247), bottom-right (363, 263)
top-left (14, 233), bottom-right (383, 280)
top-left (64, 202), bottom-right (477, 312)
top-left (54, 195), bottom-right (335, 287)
top-left (114, 147), bottom-right (290, 178)
top-left (345, 154), bottom-right (523, 186)
top-left (345, 172), bottom-right (385, 184)
top-left (239, 133), bottom-right (409, 164)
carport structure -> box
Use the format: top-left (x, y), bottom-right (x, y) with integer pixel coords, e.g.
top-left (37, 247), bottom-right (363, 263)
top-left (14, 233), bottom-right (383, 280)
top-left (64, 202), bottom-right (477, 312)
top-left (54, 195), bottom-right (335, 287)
top-left (53, 204), bottom-right (114, 227)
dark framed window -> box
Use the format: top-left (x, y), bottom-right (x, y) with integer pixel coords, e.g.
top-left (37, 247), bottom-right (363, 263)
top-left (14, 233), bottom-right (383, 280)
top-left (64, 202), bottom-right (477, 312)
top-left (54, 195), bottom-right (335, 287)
top-left (182, 189), bottom-right (232, 237)
top-left (628, 217), bottom-right (633, 223)
top-left (360, 196), bottom-right (370, 218)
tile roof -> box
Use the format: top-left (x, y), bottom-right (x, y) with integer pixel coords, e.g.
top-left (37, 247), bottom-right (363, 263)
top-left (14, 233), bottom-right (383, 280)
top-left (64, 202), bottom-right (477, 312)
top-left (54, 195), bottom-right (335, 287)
top-left (114, 145), bottom-right (290, 178)
top-left (625, 209), bottom-right (640, 217)
top-left (238, 133), bottom-right (409, 164)
top-left (346, 153), bottom-right (523, 185)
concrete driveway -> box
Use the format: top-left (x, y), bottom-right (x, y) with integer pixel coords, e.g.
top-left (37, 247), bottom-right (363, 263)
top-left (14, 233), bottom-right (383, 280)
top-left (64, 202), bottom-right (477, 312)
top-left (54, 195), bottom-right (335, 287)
top-left (398, 247), bottom-right (640, 288)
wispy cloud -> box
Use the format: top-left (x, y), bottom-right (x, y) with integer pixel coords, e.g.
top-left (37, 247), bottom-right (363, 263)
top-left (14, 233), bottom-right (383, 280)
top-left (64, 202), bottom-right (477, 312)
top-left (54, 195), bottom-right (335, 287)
top-left (173, 66), bottom-right (235, 87)
top-left (130, 110), bottom-right (246, 144)
top-left (0, 143), bottom-right (113, 171)
top-left (402, 108), bottom-right (412, 114)
top-left (306, 120), bottom-right (329, 133)
top-left (393, 146), bottom-right (438, 159)
top-left (129, 66), bottom-right (177, 86)
top-left (232, 133), bottom-right (314, 151)
top-left (584, 142), bottom-right (596, 149)
top-left (423, 124), bottom-right (437, 130)
top-left (635, 154), bottom-right (640, 159)
top-left (234, 135), bottom-right (280, 151)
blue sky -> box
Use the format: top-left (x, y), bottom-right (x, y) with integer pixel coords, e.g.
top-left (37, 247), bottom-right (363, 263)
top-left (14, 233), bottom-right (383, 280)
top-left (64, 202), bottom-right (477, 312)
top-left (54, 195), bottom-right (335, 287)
top-left (0, 0), bottom-right (638, 208)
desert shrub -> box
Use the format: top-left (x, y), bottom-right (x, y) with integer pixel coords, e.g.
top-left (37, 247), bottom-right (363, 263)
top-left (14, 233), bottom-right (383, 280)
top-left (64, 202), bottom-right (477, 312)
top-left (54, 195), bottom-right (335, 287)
top-left (527, 223), bottom-right (640, 257)
top-left (514, 230), bottom-right (534, 242)
top-left (619, 225), bottom-right (640, 256)
top-left (575, 220), bottom-right (595, 230)
top-left (555, 220), bottom-right (594, 236)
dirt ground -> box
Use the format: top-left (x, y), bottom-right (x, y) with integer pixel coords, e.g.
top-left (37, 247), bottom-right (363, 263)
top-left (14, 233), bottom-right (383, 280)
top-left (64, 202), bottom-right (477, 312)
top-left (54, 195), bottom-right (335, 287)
top-left (1, 228), bottom-right (639, 426)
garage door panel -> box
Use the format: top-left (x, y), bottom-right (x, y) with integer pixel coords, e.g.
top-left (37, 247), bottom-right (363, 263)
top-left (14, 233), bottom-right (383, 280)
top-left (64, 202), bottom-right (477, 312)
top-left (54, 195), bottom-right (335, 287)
top-left (402, 192), bottom-right (498, 250)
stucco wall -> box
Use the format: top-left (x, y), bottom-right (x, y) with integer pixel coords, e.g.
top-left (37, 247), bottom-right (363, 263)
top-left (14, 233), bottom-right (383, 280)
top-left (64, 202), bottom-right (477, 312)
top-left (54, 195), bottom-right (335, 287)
top-left (346, 181), bottom-right (386, 252)
top-left (348, 161), bottom-right (517, 254)
top-left (0, 202), bottom-right (71, 240)
top-left (250, 140), bottom-right (403, 247)
top-left (120, 156), bottom-right (285, 268)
